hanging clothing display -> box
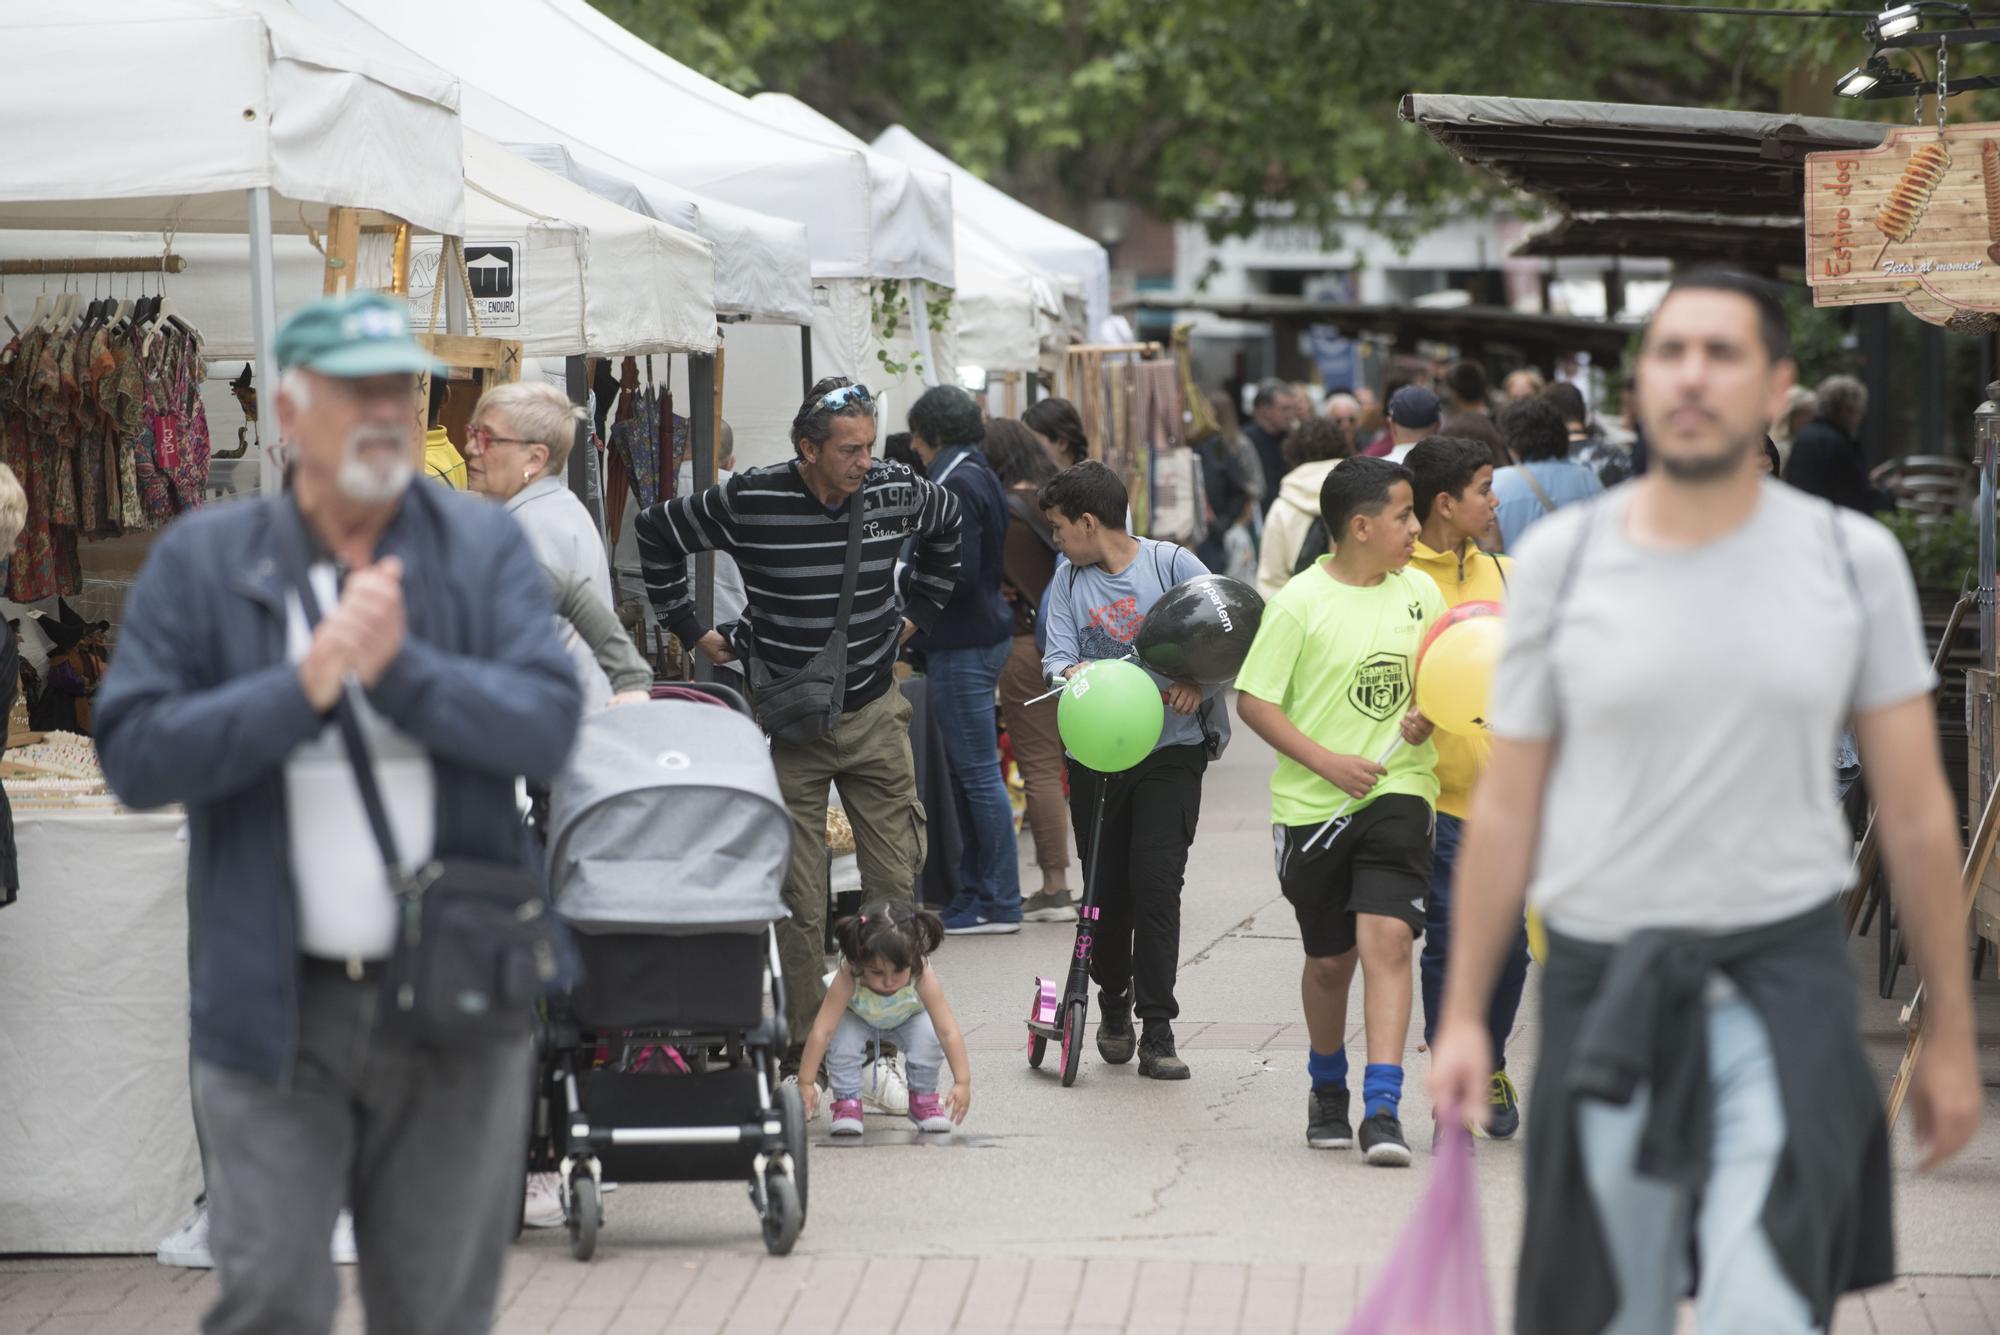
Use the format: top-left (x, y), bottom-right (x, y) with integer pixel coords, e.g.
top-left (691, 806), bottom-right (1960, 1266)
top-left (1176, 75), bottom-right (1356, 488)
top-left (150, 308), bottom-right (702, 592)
top-left (0, 309), bottom-right (211, 602)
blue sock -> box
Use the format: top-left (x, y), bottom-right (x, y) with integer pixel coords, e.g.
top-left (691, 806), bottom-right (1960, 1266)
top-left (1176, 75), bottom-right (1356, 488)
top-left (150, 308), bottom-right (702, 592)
top-left (1307, 1047), bottom-right (1348, 1093)
top-left (1363, 1063), bottom-right (1404, 1119)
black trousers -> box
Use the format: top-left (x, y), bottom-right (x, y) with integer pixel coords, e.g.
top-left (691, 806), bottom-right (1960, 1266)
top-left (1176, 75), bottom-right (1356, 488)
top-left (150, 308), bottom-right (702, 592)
top-left (1067, 743), bottom-right (1207, 1024)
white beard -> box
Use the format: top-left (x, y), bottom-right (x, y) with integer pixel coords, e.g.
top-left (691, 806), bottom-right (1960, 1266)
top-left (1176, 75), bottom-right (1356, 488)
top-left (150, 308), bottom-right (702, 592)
top-left (337, 428), bottom-right (415, 504)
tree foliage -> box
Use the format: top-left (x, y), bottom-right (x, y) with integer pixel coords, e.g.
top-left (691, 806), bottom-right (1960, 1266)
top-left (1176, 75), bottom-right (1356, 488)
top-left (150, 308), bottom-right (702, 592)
top-left (591, 0), bottom-right (1930, 244)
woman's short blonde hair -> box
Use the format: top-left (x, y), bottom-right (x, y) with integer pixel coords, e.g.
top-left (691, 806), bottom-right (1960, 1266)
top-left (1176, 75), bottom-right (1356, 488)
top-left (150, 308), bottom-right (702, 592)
top-left (469, 381), bottom-right (586, 479)
top-left (0, 463), bottom-right (27, 555)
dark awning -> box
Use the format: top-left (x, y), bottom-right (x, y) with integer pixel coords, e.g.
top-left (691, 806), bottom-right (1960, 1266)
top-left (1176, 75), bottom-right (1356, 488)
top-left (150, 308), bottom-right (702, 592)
top-left (1138, 293), bottom-right (1634, 359)
top-left (1400, 93), bottom-right (1891, 264)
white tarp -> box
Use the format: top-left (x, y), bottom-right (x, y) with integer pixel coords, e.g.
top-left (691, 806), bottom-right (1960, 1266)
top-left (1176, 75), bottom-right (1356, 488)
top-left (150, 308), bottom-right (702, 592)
top-left (0, 0), bottom-right (463, 236)
top-left (289, 0), bottom-right (814, 324)
top-left (873, 124), bottom-right (1112, 341)
top-left (0, 134), bottom-right (718, 359)
top-left (754, 93), bottom-right (1062, 376)
top-left (0, 812), bottom-right (203, 1254)
top-left (308, 0), bottom-right (953, 287)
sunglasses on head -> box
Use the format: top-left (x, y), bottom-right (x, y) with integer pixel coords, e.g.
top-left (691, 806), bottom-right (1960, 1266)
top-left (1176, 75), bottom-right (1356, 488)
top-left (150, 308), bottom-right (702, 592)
top-left (818, 383), bottom-right (873, 409)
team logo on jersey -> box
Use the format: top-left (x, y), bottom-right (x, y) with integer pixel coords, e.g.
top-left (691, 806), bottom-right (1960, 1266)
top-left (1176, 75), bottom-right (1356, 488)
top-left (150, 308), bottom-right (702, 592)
top-left (1350, 652), bottom-right (1410, 722)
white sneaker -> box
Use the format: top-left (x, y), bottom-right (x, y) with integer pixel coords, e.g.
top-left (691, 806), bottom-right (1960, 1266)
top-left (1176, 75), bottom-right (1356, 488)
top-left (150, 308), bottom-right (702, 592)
top-left (158, 1203), bottom-right (358, 1266)
top-left (331, 1210), bottom-right (357, 1265)
top-left (156, 1205), bottom-right (212, 1269)
top-left (523, 1172), bottom-right (565, 1229)
top-left (862, 1056), bottom-right (910, 1116)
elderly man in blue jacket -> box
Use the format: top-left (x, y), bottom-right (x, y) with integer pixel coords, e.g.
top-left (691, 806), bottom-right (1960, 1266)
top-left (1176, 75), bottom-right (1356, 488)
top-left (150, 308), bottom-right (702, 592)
top-left (96, 292), bottom-right (581, 1335)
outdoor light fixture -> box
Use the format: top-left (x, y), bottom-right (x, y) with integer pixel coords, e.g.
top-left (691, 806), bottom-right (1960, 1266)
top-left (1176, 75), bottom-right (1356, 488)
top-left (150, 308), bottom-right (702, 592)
top-left (1877, 4), bottom-right (1923, 39)
top-left (1837, 56), bottom-right (1896, 96)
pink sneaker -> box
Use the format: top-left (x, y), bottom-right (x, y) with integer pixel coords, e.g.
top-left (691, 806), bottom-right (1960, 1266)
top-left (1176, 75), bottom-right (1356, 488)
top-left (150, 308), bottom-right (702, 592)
top-left (829, 1098), bottom-right (864, 1136)
top-left (908, 1091), bottom-right (953, 1133)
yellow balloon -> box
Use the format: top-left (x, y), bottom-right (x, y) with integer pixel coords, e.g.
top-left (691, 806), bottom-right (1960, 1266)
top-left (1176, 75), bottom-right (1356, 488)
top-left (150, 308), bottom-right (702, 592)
top-left (1415, 615), bottom-right (1505, 737)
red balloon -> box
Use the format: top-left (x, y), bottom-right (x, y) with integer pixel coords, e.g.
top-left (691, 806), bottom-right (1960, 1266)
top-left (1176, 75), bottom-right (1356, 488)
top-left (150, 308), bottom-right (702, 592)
top-left (1419, 600), bottom-right (1503, 672)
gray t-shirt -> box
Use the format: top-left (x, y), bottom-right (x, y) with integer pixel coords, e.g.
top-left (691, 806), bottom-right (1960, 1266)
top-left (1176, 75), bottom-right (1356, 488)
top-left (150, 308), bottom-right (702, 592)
top-left (1489, 480), bottom-right (1934, 942)
top-left (1042, 539), bottom-right (1213, 754)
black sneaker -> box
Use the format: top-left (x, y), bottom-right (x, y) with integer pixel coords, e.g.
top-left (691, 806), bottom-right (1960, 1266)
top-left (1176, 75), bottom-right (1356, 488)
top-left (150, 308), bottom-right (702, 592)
top-left (1306, 1087), bottom-right (1353, 1149)
top-left (1483, 1071), bottom-right (1522, 1140)
top-left (1359, 1111), bottom-right (1412, 1167)
top-left (1097, 990), bottom-right (1136, 1065)
top-left (1137, 1026), bottom-right (1190, 1080)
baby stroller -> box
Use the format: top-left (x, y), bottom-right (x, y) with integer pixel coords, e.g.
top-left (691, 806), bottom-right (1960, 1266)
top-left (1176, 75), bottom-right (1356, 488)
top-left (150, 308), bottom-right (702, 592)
top-left (533, 682), bottom-right (805, 1259)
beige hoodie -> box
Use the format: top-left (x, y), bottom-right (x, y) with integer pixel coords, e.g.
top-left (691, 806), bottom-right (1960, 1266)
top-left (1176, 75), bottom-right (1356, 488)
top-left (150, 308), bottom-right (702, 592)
top-left (1255, 458), bottom-right (1342, 601)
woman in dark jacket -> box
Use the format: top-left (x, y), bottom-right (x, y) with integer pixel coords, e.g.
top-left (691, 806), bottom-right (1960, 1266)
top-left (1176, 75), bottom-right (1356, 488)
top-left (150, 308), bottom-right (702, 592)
top-left (983, 419), bottom-right (1074, 921)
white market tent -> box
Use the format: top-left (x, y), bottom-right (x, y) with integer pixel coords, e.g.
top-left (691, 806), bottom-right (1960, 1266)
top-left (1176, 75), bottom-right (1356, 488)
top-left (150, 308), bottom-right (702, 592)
top-left (0, 0), bottom-right (467, 495)
top-left (873, 124), bottom-right (1113, 342)
top-left (752, 93), bottom-right (1064, 378)
top-left (298, 0), bottom-right (952, 287)
top-left (290, 0), bottom-right (959, 466)
top-left (289, 0), bottom-right (813, 327)
top-left (0, 132), bottom-right (717, 363)
top-left (446, 131), bottom-right (715, 357)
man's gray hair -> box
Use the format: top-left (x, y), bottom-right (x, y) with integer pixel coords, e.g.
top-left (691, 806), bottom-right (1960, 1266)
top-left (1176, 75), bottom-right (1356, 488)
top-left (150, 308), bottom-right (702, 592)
top-left (1252, 378), bottom-right (1292, 411)
top-left (278, 365), bottom-right (315, 411)
top-left (1817, 375), bottom-right (1867, 427)
top-left (470, 381), bottom-right (586, 477)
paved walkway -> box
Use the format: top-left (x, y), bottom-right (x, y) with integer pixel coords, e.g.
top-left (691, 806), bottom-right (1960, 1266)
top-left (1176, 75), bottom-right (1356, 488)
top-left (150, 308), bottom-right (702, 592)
top-left (6, 1255), bottom-right (2000, 1334)
top-left (7, 724), bottom-right (1999, 1333)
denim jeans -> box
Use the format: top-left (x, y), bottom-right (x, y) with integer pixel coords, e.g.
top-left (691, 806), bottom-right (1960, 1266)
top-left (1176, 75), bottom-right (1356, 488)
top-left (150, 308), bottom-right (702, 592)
top-left (1420, 811), bottom-right (1531, 1063)
top-left (926, 639), bottom-right (1022, 915)
top-left (825, 1008), bottom-right (946, 1099)
top-left (191, 964), bottom-right (534, 1335)
top-left (1576, 994), bottom-right (1820, 1335)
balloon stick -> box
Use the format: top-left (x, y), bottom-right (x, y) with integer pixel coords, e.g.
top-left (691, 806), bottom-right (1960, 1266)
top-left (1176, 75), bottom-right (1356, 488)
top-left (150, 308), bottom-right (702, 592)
top-left (1303, 737), bottom-right (1405, 851)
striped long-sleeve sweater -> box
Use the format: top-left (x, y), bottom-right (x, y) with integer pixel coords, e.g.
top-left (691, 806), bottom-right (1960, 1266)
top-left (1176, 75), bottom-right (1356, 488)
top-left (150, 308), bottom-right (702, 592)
top-left (635, 458), bottom-right (962, 714)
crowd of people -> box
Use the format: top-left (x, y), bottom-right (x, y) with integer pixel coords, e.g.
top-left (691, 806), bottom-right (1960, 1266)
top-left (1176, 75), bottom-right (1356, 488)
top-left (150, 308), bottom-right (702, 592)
top-left (87, 271), bottom-right (1986, 1335)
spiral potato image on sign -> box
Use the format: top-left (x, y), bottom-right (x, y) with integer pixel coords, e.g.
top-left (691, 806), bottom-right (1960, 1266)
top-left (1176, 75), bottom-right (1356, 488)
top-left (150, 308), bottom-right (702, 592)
top-left (1806, 123), bottom-right (2000, 330)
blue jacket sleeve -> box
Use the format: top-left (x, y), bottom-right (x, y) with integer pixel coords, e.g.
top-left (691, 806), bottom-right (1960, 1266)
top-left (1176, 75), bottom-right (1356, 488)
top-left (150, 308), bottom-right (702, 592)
top-left (96, 524), bottom-right (326, 811)
top-left (369, 514), bottom-right (584, 783)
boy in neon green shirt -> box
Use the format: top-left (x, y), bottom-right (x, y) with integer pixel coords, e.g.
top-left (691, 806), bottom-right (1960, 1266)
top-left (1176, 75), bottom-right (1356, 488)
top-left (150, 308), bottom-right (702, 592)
top-left (1236, 455), bottom-right (1444, 1166)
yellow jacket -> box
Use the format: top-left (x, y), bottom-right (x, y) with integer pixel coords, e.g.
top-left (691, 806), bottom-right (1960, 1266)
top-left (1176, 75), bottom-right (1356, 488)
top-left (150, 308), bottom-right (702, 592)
top-left (424, 427), bottom-right (468, 490)
top-left (1409, 537), bottom-right (1512, 819)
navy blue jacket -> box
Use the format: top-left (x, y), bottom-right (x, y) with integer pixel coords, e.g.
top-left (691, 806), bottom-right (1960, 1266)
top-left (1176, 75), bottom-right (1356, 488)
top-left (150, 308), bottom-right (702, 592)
top-left (912, 444), bottom-right (1012, 651)
top-left (95, 484), bottom-right (582, 1085)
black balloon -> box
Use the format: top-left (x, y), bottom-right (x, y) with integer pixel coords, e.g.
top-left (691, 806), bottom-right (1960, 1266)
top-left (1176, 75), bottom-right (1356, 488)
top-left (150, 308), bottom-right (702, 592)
top-left (1135, 575), bottom-right (1265, 684)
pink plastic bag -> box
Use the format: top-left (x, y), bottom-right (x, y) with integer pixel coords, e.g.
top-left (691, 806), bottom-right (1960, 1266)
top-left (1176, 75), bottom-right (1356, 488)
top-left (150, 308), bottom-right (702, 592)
top-left (1346, 1122), bottom-right (1496, 1335)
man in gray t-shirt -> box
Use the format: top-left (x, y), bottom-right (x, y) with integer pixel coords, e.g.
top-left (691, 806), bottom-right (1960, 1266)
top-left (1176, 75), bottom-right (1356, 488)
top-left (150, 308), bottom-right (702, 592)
top-left (1428, 270), bottom-right (1980, 1334)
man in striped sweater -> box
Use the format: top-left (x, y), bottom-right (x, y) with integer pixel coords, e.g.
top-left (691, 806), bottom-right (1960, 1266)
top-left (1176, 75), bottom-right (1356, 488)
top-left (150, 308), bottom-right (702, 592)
top-left (636, 377), bottom-right (963, 1051)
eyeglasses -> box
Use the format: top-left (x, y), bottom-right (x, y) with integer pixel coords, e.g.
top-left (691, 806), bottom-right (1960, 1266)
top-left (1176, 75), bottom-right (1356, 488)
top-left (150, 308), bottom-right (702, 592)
top-left (817, 383), bottom-right (873, 410)
top-left (465, 426), bottom-right (536, 454)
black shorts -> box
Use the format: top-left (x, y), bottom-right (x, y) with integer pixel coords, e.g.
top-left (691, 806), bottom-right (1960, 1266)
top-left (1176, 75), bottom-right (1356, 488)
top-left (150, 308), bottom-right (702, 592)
top-left (1273, 794), bottom-right (1434, 958)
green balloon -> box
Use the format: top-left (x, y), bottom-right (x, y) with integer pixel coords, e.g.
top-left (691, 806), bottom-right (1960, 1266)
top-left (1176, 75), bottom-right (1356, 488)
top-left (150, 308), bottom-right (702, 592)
top-left (1058, 658), bottom-right (1165, 773)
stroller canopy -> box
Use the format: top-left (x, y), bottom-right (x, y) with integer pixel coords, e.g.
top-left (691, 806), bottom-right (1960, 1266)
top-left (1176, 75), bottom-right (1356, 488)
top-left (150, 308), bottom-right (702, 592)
top-left (547, 699), bottom-right (790, 935)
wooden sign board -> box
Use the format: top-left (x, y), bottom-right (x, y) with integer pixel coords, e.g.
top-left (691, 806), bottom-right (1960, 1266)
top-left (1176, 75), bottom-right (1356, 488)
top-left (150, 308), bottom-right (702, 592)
top-left (1807, 123), bottom-right (2000, 331)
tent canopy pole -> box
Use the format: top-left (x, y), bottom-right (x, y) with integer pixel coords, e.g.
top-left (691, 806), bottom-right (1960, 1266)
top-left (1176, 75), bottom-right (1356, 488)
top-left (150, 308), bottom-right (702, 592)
top-left (248, 187), bottom-right (281, 498)
top-left (909, 279), bottom-right (940, 388)
top-left (800, 323), bottom-right (813, 398)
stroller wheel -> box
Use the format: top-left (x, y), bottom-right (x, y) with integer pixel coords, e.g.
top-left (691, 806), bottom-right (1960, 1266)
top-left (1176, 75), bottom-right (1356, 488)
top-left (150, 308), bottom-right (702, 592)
top-left (567, 1172), bottom-right (600, 1262)
top-left (762, 1169), bottom-right (803, 1256)
top-left (1059, 999), bottom-right (1087, 1088)
top-left (777, 1079), bottom-right (810, 1218)
top-left (1028, 1033), bottom-right (1048, 1069)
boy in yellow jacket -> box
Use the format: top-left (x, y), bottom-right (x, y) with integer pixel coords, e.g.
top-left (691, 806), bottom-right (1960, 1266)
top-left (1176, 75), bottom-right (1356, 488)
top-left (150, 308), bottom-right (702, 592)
top-left (1405, 436), bottom-right (1531, 1138)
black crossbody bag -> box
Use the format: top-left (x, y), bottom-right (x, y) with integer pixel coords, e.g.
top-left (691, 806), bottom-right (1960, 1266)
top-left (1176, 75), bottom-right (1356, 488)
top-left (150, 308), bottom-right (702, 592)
top-left (739, 492), bottom-right (867, 745)
top-left (286, 519), bottom-right (559, 1042)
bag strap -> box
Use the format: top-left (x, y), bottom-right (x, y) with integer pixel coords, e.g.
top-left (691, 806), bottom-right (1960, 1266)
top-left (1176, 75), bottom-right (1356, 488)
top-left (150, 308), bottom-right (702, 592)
top-left (1517, 464), bottom-right (1559, 516)
top-left (281, 505), bottom-right (406, 883)
top-left (834, 482), bottom-right (867, 627)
